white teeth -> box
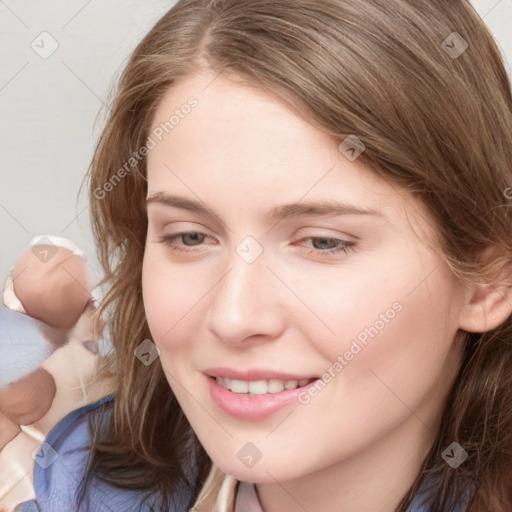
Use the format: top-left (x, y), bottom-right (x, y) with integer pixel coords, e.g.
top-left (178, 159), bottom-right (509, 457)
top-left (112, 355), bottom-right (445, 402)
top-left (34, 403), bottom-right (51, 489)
top-left (216, 377), bottom-right (311, 394)
top-left (248, 380), bottom-right (268, 395)
top-left (267, 379), bottom-right (285, 393)
top-left (284, 379), bottom-right (298, 390)
top-left (230, 379), bottom-right (248, 393)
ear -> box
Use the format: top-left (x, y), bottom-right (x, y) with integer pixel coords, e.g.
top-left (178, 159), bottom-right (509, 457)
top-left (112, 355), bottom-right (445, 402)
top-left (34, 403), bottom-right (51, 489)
top-left (457, 246), bottom-right (512, 333)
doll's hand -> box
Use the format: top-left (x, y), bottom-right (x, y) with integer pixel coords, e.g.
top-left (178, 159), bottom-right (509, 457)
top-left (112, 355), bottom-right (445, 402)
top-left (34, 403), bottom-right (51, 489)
top-left (0, 368), bottom-right (56, 451)
top-left (12, 242), bottom-right (91, 332)
top-left (0, 410), bottom-right (20, 452)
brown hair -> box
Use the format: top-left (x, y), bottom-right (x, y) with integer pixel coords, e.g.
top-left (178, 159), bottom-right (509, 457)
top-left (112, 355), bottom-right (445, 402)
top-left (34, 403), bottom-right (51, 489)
top-left (86, 0), bottom-right (512, 510)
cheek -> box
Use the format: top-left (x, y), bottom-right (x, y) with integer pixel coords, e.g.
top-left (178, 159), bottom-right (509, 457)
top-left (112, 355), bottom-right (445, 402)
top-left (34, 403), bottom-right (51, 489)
top-left (142, 250), bottom-right (205, 354)
top-left (142, 252), bottom-right (179, 344)
top-left (286, 257), bottom-right (408, 363)
top-left (302, 254), bottom-right (461, 390)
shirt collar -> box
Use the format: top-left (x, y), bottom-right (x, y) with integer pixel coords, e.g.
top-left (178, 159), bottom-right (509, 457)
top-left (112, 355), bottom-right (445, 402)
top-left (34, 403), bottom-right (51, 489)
top-left (234, 481), bottom-right (263, 512)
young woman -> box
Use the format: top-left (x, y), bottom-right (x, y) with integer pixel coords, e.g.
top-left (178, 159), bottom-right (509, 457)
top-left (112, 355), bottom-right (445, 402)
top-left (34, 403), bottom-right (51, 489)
top-left (14, 0), bottom-right (512, 511)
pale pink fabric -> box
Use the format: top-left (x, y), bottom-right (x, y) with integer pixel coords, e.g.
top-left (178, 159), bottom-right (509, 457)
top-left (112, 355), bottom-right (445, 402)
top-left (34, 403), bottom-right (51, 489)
top-left (234, 481), bottom-right (263, 512)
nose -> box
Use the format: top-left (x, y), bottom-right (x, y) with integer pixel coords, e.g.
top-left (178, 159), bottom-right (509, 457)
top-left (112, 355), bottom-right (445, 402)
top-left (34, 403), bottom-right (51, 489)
top-left (206, 245), bottom-right (286, 347)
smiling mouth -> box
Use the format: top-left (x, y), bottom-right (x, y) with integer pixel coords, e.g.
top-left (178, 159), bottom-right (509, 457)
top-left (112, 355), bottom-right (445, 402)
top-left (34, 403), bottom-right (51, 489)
top-left (214, 376), bottom-right (317, 395)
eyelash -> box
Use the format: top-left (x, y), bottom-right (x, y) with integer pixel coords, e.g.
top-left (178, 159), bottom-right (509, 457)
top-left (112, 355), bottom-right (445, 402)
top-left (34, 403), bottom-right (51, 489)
top-left (157, 232), bottom-right (355, 257)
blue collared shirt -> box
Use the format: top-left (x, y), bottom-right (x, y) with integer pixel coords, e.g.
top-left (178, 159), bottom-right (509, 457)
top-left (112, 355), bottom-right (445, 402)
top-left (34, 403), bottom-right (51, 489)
top-left (14, 395), bottom-right (194, 512)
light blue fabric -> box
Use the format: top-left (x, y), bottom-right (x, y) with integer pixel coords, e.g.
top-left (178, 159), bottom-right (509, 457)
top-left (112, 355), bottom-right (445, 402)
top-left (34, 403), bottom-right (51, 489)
top-left (0, 305), bottom-right (55, 388)
top-left (406, 478), bottom-right (470, 512)
top-left (14, 394), bottom-right (194, 512)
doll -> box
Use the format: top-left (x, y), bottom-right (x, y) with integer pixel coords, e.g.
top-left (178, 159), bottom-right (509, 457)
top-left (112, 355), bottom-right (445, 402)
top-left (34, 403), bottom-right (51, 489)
top-left (0, 236), bottom-right (106, 511)
top-left (0, 236), bottom-right (93, 449)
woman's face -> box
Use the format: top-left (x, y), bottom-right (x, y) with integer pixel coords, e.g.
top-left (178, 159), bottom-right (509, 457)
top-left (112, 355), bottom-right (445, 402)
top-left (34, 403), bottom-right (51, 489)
top-left (142, 71), bottom-right (467, 483)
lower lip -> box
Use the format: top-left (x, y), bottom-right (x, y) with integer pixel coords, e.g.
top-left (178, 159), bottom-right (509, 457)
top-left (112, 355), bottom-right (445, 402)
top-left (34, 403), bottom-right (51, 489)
top-left (207, 376), bottom-right (318, 420)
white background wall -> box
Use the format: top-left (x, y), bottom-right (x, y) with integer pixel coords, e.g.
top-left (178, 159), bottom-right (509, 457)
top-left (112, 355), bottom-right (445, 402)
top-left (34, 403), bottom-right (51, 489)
top-left (1, 0), bottom-right (511, 285)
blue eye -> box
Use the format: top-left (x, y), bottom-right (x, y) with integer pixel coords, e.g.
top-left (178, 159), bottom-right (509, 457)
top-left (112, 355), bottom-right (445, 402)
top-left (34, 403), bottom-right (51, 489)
top-left (158, 232), bottom-right (355, 257)
top-left (158, 232), bottom-right (211, 253)
top-left (297, 237), bottom-right (355, 256)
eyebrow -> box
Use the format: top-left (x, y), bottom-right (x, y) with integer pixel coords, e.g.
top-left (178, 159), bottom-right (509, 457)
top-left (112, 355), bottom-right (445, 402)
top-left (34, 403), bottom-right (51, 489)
top-left (146, 192), bottom-right (384, 221)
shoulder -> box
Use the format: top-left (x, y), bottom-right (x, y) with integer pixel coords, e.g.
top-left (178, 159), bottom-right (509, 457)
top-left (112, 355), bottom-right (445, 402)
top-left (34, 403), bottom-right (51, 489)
top-left (15, 394), bottom-right (115, 511)
top-left (15, 394), bottom-right (192, 512)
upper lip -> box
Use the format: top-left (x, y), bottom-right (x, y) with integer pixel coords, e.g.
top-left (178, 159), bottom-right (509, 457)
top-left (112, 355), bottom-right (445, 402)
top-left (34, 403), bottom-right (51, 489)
top-left (204, 367), bottom-right (318, 381)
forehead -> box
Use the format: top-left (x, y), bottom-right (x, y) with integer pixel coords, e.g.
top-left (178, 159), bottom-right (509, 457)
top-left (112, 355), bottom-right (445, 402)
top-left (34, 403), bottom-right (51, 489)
top-left (146, 72), bottom-right (436, 243)
top-left (149, 71), bottom-right (335, 166)
top-left (150, 73), bottom-right (371, 192)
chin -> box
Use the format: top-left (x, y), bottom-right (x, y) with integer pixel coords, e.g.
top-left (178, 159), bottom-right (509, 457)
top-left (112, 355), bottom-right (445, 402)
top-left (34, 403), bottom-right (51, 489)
top-left (209, 450), bottom-right (307, 484)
